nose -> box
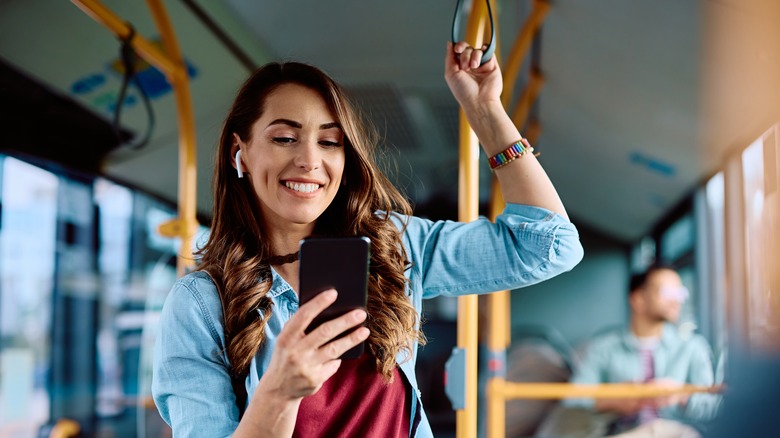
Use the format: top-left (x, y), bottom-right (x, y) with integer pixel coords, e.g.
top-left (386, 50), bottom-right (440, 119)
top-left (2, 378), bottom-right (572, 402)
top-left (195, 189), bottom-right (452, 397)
top-left (293, 139), bottom-right (321, 171)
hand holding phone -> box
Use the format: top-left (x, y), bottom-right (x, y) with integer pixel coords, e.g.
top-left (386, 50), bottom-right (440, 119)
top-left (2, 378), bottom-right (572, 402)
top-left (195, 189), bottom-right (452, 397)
top-left (261, 289), bottom-right (369, 401)
top-left (298, 236), bottom-right (370, 359)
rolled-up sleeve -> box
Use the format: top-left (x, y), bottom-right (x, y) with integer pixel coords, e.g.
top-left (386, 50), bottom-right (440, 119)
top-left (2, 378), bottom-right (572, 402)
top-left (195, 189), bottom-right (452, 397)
top-left (152, 276), bottom-right (240, 437)
top-left (397, 203), bottom-right (583, 298)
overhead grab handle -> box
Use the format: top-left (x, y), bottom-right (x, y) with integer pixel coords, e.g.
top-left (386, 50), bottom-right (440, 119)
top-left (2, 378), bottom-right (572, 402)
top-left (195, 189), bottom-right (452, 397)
top-left (451, 0), bottom-right (496, 66)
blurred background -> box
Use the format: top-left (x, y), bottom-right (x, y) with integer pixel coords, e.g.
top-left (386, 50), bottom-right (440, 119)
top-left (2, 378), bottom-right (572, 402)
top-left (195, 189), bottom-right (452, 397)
top-left (0, 0), bottom-right (778, 437)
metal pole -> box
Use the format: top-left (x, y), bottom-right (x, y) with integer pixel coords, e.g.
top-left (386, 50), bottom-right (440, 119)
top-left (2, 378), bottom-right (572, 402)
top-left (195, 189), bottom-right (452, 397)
top-left (501, 0), bottom-right (550, 109)
top-left (456, 0), bottom-right (490, 436)
top-left (70, 0), bottom-right (199, 276)
top-left (486, 2), bottom-right (549, 436)
top-left (146, 0), bottom-right (199, 276)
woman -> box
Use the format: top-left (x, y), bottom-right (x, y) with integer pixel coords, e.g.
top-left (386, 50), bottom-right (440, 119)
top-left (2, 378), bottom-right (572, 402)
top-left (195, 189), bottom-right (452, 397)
top-left (152, 42), bottom-right (583, 437)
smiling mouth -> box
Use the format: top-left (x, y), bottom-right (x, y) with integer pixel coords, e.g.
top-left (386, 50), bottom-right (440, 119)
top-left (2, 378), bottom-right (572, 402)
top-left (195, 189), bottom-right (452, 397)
top-left (283, 181), bottom-right (322, 193)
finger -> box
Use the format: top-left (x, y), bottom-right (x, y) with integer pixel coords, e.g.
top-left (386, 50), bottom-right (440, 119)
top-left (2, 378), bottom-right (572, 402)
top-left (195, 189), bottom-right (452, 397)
top-left (287, 289), bottom-right (338, 333)
top-left (306, 308), bottom-right (367, 349)
top-left (470, 48), bottom-right (484, 69)
top-left (453, 40), bottom-right (472, 54)
top-left (460, 47), bottom-right (474, 70)
top-left (445, 41), bottom-right (459, 74)
top-left (318, 326), bottom-right (370, 360)
top-left (474, 53), bottom-right (497, 73)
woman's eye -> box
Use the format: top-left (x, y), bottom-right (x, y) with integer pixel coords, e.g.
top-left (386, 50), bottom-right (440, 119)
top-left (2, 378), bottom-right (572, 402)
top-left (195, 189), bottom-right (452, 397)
top-left (319, 140), bottom-right (342, 147)
top-left (273, 137), bottom-right (295, 144)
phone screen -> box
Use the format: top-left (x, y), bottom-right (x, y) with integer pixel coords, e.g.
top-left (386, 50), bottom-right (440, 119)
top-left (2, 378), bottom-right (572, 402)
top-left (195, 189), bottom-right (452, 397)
top-left (298, 236), bottom-right (370, 359)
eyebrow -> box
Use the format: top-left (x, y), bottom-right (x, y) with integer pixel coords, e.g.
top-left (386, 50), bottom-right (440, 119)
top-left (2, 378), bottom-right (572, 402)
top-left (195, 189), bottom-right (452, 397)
top-left (267, 119), bottom-right (342, 130)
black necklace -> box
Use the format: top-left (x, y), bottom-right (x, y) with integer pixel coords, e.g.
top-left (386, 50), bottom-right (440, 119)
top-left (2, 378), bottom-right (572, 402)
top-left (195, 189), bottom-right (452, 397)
top-left (264, 251), bottom-right (299, 265)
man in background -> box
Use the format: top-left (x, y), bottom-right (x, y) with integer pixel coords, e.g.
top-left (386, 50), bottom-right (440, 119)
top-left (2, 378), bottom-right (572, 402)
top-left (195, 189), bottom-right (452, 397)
top-left (563, 265), bottom-right (720, 437)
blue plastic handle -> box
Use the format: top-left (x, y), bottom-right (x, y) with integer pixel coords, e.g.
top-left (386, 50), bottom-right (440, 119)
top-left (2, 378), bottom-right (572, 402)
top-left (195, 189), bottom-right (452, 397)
top-left (451, 0), bottom-right (496, 66)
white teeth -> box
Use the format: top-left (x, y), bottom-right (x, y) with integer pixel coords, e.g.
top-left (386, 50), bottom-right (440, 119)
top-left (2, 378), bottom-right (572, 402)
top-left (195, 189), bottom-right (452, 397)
top-left (285, 182), bottom-right (319, 193)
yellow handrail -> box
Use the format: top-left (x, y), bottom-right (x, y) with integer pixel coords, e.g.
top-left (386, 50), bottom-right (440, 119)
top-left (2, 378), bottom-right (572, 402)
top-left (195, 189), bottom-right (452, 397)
top-left (501, 383), bottom-right (722, 400)
top-left (70, 0), bottom-right (177, 74)
top-left (457, 0), bottom-right (492, 436)
top-left (71, 0), bottom-right (199, 277)
top-left (486, 292), bottom-right (511, 438)
top-left (486, 2), bottom-right (549, 437)
top-left (146, 0), bottom-right (199, 277)
top-left (501, 0), bottom-right (550, 109)
top-left (510, 70), bottom-right (544, 131)
top-left (524, 119), bottom-right (543, 146)
top-left (49, 419), bottom-right (80, 438)
top-left (486, 176), bottom-right (510, 438)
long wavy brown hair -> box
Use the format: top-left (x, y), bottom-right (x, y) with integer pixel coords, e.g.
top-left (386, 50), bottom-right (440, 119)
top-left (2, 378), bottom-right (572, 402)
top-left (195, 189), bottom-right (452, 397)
top-left (197, 62), bottom-right (425, 383)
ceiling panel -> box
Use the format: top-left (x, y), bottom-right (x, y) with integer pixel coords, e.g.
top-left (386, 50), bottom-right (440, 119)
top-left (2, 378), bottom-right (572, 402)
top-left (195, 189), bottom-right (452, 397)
top-left (0, 0), bottom-right (269, 217)
top-left (3, 0), bottom-right (758, 244)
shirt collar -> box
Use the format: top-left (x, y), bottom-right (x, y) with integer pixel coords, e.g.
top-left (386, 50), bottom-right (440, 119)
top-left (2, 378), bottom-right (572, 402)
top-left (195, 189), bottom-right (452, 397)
top-left (267, 266), bottom-right (294, 299)
top-left (621, 323), bottom-right (679, 351)
top-left (659, 323), bottom-right (681, 348)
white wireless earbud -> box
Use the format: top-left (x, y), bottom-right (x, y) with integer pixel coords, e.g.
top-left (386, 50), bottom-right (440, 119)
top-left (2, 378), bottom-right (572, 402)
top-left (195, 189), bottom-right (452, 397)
top-left (235, 150), bottom-right (244, 178)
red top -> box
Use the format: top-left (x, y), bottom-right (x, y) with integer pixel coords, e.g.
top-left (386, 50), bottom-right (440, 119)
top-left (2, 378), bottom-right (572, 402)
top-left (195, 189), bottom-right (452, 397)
top-left (293, 354), bottom-right (411, 437)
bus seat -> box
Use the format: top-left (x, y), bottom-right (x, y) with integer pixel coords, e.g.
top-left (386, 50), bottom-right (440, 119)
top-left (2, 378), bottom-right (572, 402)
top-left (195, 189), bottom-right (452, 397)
top-left (504, 326), bottom-right (576, 437)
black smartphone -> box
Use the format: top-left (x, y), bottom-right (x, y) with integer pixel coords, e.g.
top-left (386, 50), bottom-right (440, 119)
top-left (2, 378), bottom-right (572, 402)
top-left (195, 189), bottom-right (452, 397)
top-left (298, 236), bottom-right (370, 359)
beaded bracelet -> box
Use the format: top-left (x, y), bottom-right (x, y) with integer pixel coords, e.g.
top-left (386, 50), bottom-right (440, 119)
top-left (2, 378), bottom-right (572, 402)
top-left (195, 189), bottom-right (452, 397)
top-left (488, 138), bottom-right (534, 170)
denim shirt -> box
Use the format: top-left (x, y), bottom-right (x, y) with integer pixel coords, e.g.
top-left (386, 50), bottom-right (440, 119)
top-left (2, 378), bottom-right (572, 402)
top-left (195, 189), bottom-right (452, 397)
top-left (152, 203), bottom-right (583, 437)
top-left (565, 324), bottom-right (721, 428)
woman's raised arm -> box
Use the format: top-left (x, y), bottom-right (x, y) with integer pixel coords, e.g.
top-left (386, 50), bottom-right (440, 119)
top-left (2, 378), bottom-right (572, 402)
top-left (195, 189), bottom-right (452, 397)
top-left (444, 41), bottom-right (569, 220)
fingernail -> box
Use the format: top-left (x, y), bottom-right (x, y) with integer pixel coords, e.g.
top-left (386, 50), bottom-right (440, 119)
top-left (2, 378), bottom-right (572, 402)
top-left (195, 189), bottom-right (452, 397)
top-left (358, 327), bottom-right (370, 338)
top-left (354, 309), bottom-right (367, 321)
top-left (326, 289), bottom-right (338, 299)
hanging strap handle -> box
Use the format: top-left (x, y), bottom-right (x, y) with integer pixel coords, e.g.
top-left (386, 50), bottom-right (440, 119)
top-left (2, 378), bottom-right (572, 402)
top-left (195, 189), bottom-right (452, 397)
top-left (451, 0), bottom-right (496, 66)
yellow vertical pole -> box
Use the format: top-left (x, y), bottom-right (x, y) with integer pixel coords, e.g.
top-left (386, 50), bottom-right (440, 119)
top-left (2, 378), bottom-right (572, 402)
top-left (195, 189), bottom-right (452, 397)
top-left (70, 0), bottom-right (199, 277)
top-left (146, 0), bottom-right (199, 277)
top-left (485, 301), bottom-right (508, 438)
top-left (457, 1), bottom-right (490, 437)
top-left (511, 71), bottom-right (545, 130)
top-left (524, 120), bottom-right (543, 146)
top-left (457, 119), bottom-right (481, 438)
top-left (486, 2), bottom-right (549, 437)
top-left (486, 177), bottom-right (510, 438)
top-left (501, 0), bottom-right (550, 109)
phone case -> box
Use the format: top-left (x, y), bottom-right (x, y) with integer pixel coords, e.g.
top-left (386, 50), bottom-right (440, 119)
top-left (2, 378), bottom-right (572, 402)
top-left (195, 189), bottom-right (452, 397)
top-left (298, 236), bottom-right (370, 359)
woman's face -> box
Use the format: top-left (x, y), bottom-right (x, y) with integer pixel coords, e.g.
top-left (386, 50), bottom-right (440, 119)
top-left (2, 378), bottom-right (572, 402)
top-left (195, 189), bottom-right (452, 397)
top-left (238, 83), bottom-right (346, 232)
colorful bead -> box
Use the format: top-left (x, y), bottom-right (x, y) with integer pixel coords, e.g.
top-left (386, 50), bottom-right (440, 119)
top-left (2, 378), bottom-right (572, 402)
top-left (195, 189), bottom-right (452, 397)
top-left (488, 138), bottom-right (533, 170)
